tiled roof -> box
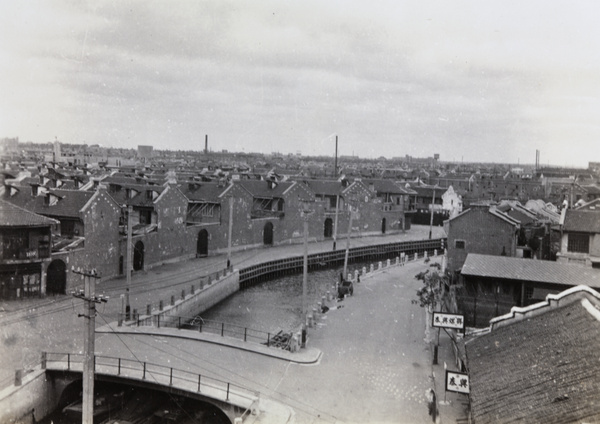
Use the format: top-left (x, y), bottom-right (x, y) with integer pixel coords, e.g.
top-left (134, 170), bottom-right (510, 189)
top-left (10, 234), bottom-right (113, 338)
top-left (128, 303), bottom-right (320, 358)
top-left (563, 209), bottom-right (600, 233)
top-left (461, 254), bottom-right (600, 288)
top-left (178, 182), bottom-right (226, 202)
top-left (362, 178), bottom-right (415, 195)
top-left (0, 199), bottom-right (58, 227)
top-left (300, 179), bottom-right (343, 196)
top-left (236, 180), bottom-right (295, 198)
top-left (467, 295), bottom-right (600, 424)
top-left (32, 189), bottom-right (95, 218)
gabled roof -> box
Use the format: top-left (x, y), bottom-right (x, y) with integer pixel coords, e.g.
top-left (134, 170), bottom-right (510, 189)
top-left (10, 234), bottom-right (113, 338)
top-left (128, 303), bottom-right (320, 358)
top-left (0, 199), bottom-right (59, 227)
top-left (466, 287), bottom-right (600, 424)
top-left (563, 209), bottom-right (600, 233)
top-left (461, 253), bottom-right (600, 288)
top-left (235, 180), bottom-right (295, 198)
top-left (447, 205), bottom-right (521, 228)
top-left (178, 182), bottom-right (226, 203)
top-left (33, 189), bottom-right (95, 218)
top-left (299, 179), bottom-right (344, 197)
top-left (361, 178), bottom-right (415, 195)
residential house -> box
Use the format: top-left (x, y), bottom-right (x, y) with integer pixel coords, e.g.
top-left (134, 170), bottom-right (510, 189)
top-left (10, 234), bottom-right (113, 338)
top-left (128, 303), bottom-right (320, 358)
top-left (441, 185), bottom-right (463, 218)
top-left (556, 200), bottom-right (600, 268)
top-left (445, 204), bottom-right (520, 274)
top-left (3, 188), bottom-right (122, 293)
top-left (0, 200), bottom-right (58, 300)
top-left (362, 178), bottom-right (416, 232)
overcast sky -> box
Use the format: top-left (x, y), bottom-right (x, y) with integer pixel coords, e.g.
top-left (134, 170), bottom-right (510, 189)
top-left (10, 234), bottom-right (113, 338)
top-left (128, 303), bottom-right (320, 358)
top-left (1, 1), bottom-right (599, 166)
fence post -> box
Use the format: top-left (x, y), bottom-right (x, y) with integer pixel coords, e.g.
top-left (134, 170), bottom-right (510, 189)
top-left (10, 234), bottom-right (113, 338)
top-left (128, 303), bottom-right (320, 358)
top-left (14, 370), bottom-right (22, 387)
top-left (198, 375), bottom-right (202, 392)
top-left (157, 315), bottom-right (160, 328)
top-left (67, 354), bottom-right (70, 370)
top-left (143, 362), bottom-right (146, 379)
top-left (181, 289), bottom-right (185, 300)
top-left (41, 352), bottom-right (47, 370)
top-left (146, 304), bottom-right (151, 315)
top-left (191, 284), bottom-right (195, 294)
top-left (171, 295), bottom-right (175, 306)
top-left (179, 317), bottom-right (181, 328)
top-left (159, 300), bottom-right (163, 311)
top-left (118, 358), bottom-right (121, 375)
top-left (226, 383), bottom-right (230, 400)
top-left (221, 323), bottom-right (225, 337)
top-left (244, 328), bottom-right (247, 342)
top-left (170, 368), bottom-right (173, 386)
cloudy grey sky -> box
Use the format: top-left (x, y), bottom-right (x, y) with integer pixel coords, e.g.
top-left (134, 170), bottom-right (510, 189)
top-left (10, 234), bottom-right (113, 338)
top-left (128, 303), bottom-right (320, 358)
top-left (1, 1), bottom-right (598, 166)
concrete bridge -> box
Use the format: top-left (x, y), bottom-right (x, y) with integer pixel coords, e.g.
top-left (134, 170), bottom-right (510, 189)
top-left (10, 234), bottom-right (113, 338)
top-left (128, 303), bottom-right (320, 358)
top-left (43, 351), bottom-right (263, 423)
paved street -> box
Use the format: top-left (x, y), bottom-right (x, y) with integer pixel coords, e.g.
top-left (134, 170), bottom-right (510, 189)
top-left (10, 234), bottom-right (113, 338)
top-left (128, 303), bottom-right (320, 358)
top-left (91, 257), bottom-right (468, 423)
top-left (0, 225), bottom-right (462, 423)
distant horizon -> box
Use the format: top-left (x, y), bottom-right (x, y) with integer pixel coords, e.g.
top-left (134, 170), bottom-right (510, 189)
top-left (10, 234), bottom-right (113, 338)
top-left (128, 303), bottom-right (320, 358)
top-left (5, 136), bottom-right (592, 170)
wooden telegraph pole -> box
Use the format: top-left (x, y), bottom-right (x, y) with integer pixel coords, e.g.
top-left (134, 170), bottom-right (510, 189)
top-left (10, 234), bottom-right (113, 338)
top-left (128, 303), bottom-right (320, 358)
top-left (72, 267), bottom-right (106, 424)
top-left (343, 196), bottom-right (358, 279)
top-left (301, 201), bottom-right (314, 326)
top-left (227, 195), bottom-right (233, 268)
top-left (126, 204), bottom-right (132, 319)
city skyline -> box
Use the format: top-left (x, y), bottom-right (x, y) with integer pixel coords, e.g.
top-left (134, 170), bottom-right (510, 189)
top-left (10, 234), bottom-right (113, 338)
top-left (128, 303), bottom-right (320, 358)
top-left (1, 1), bottom-right (599, 167)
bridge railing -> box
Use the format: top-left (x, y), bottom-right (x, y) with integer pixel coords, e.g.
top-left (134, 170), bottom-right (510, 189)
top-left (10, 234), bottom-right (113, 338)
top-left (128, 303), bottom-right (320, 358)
top-left (132, 315), bottom-right (279, 347)
top-left (43, 352), bottom-right (258, 406)
top-left (238, 238), bottom-right (444, 286)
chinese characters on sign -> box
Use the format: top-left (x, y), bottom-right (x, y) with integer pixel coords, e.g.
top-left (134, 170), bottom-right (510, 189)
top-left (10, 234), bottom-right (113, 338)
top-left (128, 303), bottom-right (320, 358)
top-left (432, 312), bottom-right (465, 330)
top-left (446, 371), bottom-right (469, 394)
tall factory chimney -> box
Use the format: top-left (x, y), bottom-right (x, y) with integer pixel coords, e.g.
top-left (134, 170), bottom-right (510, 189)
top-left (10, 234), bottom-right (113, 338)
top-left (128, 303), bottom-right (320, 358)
top-left (205, 135), bottom-right (208, 154)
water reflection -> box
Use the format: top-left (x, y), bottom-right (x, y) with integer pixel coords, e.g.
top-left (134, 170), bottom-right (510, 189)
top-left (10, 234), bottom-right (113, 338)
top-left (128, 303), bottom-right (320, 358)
top-left (200, 264), bottom-right (363, 334)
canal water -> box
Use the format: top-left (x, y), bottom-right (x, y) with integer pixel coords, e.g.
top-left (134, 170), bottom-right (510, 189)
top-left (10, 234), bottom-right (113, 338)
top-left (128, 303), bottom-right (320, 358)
top-left (200, 261), bottom-right (381, 334)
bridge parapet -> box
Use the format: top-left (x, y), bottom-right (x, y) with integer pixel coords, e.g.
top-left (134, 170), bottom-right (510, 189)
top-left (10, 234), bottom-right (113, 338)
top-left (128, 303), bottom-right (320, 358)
top-left (44, 352), bottom-right (258, 411)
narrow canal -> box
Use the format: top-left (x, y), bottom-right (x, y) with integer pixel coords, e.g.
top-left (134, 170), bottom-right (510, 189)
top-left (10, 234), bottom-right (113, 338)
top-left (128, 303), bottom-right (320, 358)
top-left (200, 260), bottom-right (386, 334)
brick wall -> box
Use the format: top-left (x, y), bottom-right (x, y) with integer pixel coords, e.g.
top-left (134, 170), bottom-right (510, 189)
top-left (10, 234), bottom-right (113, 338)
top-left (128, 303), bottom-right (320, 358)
top-left (447, 207), bottom-right (518, 272)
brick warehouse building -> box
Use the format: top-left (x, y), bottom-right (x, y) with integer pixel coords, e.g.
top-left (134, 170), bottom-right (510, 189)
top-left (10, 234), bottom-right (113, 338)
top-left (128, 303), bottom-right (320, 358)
top-left (3, 172), bottom-right (415, 294)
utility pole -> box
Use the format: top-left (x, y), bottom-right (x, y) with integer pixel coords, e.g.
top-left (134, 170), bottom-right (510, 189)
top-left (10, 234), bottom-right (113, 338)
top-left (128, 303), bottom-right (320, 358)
top-left (428, 186), bottom-right (436, 240)
top-left (301, 203), bottom-right (314, 325)
top-left (343, 197), bottom-right (357, 278)
top-left (333, 194), bottom-right (339, 251)
top-left (125, 205), bottom-right (132, 320)
top-left (72, 267), bottom-right (105, 424)
top-left (227, 195), bottom-right (233, 268)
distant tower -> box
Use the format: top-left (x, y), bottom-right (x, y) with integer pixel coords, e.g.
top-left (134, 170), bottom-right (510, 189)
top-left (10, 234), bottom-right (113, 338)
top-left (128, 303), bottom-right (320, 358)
top-left (53, 139), bottom-right (61, 162)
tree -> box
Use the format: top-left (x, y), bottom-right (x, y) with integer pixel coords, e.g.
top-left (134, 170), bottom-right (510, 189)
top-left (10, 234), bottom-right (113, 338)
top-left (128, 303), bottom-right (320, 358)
top-left (413, 269), bottom-right (445, 310)
top-left (413, 267), bottom-right (449, 349)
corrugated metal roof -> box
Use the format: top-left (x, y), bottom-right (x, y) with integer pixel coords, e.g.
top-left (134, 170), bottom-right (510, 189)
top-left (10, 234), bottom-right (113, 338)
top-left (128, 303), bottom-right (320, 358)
top-left (467, 297), bottom-right (600, 423)
top-left (0, 199), bottom-right (59, 227)
top-left (461, 254), bottom-right (600, 288)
